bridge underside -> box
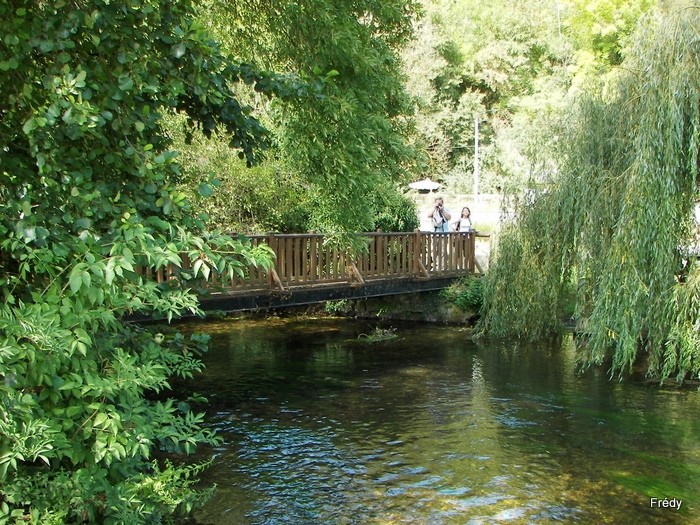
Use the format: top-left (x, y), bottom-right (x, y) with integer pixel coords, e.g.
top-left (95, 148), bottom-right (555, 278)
top-left (199, 276), bottom-right (459, 313)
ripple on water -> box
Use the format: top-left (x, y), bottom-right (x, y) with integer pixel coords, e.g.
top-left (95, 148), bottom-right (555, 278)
top-left (186, 321), bottom-right (700, 525)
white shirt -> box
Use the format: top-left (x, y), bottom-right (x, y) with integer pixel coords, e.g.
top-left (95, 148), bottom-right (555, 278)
top-left (455, 217), bottom-right (472, 232)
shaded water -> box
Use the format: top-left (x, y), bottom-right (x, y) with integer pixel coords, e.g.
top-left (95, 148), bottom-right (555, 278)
top-left (179, 318), bottom-right (700, 524)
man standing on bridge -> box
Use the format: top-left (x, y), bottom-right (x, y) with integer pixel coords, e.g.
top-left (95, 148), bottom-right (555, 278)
top-left (428, 197), bottom-right (452, 232)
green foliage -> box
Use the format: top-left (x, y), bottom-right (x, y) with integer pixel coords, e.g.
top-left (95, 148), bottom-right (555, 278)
top-left (403, 0), bottom-right (573, 192)
top-left (566, 0), bottom-right (656, 68)
top-left (373, 189), bottom-right (420, 232)
top-left (478, 5), bottom-right (700, 381)
top-left (476, 201), bottom-right (571, 340)
top-left (176, 128), bottom-right (418, 234)
top-left (195, 0), bottom-right (422, 236)
top-left (0, 0), bottom-right (282, 521)
top-left (324, 299), bottom-right (348, 315)
top-left (357, 326), bottom-right (398, 343)
top-left (441, 276), bottom-right (485, 312)
top-left (172, 129), bottom-right (312, 234)
top-left (402, 0), bottom-right (655, 195)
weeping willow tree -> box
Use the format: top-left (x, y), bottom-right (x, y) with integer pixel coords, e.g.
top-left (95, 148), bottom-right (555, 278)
top-left (477, 4), bottom-right (700, 381)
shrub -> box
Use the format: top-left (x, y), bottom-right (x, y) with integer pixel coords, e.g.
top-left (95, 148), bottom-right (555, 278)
top-left (441, 276), bottom-right (484, 311)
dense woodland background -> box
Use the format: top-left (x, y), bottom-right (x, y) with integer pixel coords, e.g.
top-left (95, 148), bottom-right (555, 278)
top-left (3, 0), bottom-right (700, 523)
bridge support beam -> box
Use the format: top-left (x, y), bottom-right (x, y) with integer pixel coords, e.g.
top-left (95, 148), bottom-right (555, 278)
top-left (198, 276), bottom-right (461, 314)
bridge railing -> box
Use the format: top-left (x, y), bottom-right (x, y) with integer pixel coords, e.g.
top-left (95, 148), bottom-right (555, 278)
top-left (145, 230), bottom-right (489, 292)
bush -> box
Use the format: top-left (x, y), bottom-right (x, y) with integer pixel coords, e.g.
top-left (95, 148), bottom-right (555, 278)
top-left (373, 189), bottom-right (420, 232)
top-left (441, 276), bottom-right (484, 311)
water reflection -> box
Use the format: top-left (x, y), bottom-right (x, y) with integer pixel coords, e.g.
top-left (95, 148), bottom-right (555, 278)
top-left (178, 318), bottom-right (700, 524)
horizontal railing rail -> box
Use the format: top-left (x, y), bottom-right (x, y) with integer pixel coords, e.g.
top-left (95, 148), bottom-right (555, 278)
top-left (142, 230), bottom-right (489, 293)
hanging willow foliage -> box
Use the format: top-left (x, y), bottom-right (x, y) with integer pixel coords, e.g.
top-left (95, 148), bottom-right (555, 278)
top-left (477, 5), bottom-right (700, 381)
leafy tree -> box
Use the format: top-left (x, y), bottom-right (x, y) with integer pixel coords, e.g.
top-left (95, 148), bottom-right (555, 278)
top-left (0, 0), bottom-right (301, 521)
top-left (401, 0), bottom-right (656, 195)
top-left (402, 0), bottom-right (572, 192)
top-left (169, 117), bottom-right (312, 234)
top-left (191, 0), bottom-right (422, 238)
top-left (372, 186), bottom-right (420, 232)
top-left (565, 0), bottom-right (656, 69)
top-left (401, 14), bottom-right (486, 187)
top-left (477, 4), bottom-right (700, 382)
top-left (173, 125), bottom-right (419, 234)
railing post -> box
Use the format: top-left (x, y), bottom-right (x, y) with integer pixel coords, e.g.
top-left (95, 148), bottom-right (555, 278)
top-left (309, 231), bottom-right (317, 282)
top-left (413, 229), bottom-right (421, 276)
top-left (412, 229), bottom-right (430, 278)
top-left (267, 231), bottom-right (285, 291)
top-left (469, 232), bottom-right (477, 274)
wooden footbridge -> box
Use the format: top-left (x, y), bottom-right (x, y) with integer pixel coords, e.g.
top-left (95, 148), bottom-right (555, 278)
top-left (152, 230), bottom-right (489, 312)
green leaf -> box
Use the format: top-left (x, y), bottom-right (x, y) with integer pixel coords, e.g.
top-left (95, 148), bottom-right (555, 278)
top-left (75, 69), bottom-right (87, 88)
top-left (22, 118), bottom-right (36, 134)
top-left (69, 263), bottom-right (88, 293)
top-left (69, 274), bottom-right (82, 294)
top-left (75, 218), bottom-right (91, 230)
top-left (192, 258), bottom-right (204, 277)
top-left (172, 43), bottom-right (186, 58)
top-left (198, 183), bottom-right (214, 198)
top-left (118, 75), bottom-right (134, 91)
top-left (39, 40), bottom-right (55, 52)
top-left (66, 405), bottom-right (82, 418)
top-left (93, 413), bottom-right (108, 428)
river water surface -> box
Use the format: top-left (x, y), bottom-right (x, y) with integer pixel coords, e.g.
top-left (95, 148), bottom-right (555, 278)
top-left (179, 318), bottom-right (700, 524)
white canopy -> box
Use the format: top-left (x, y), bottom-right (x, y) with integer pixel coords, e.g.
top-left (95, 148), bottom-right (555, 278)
top-left (408, 178), bottom-right (441, 191)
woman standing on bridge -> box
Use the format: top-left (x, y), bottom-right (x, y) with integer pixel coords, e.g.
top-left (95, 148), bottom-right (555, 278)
top-left (452, 207), bottom-right (473, 232)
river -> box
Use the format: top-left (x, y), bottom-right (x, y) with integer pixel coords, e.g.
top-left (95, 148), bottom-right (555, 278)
top-left (176, 317), bottom-right (700, 524)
